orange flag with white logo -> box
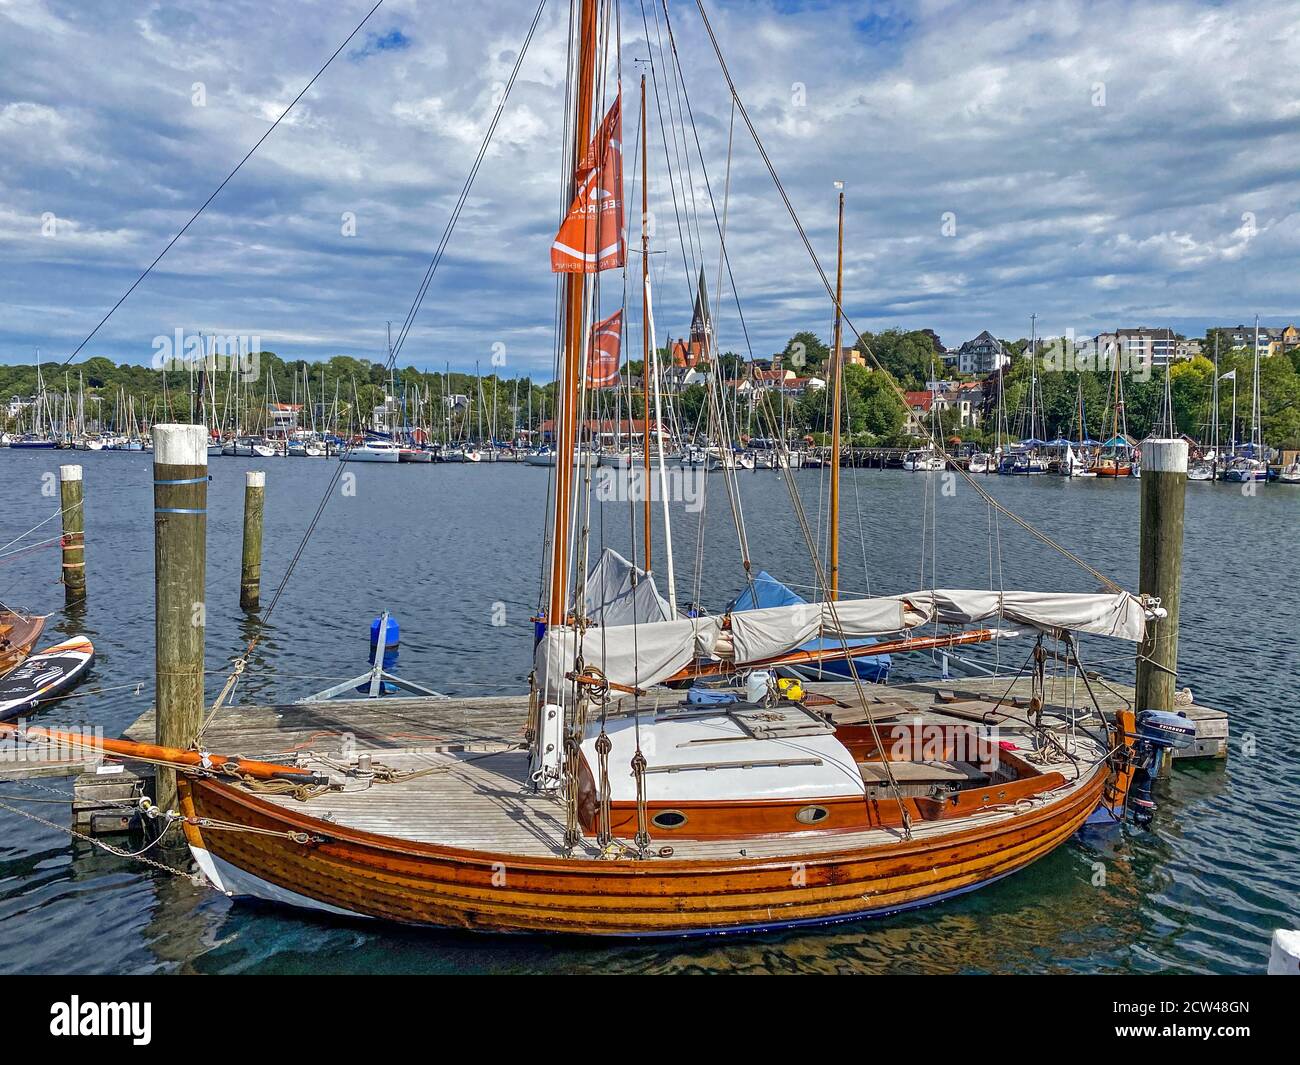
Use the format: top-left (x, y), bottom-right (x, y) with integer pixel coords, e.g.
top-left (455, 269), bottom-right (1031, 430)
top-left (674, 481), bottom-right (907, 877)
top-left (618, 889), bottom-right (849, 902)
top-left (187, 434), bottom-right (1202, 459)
top-left (551, 94), bottom-right (625, 273)
top-left (586, 310), bottom-right (622, 387)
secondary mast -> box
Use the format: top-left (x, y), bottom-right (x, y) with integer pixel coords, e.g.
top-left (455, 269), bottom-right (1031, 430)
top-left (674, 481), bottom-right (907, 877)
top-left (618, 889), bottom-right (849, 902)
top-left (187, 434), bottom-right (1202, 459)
top-left (828, 181), bottom-right (845, 600)
top-left (640, 73), bottom-right (652, 574)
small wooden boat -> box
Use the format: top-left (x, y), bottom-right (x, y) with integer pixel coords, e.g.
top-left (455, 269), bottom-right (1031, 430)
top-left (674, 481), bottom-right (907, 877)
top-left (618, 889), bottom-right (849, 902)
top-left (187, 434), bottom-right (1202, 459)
top-left (0, 635), bottom-right (94, 722)
top-left (178, 702), bottom-right (1138, 935)
top-left (0, 607), bottom-right (45, 679)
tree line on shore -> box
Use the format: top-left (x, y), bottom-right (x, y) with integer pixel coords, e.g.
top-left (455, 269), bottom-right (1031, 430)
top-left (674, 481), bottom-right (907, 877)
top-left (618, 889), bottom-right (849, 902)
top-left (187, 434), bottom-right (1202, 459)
top-left (3, 327), bottom-right (1298, 449)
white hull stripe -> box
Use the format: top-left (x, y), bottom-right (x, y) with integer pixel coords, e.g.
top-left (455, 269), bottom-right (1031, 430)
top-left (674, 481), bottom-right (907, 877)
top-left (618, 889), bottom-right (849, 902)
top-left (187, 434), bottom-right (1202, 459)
top-left (189, 845), bottom-right (369, 921)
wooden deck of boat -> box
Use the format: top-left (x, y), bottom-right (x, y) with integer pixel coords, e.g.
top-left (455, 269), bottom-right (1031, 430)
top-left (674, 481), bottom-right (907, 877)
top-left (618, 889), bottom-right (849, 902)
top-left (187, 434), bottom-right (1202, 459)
top-left (125, 676), bottom-right (1221, 859)
top-left (0, 675), bottom-right (1228, 788)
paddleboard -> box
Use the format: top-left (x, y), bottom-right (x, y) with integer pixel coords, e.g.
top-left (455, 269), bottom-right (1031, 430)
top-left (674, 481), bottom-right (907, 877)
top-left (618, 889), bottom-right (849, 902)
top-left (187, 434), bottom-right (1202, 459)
top-left (0, 636), bottom-right (94, 722)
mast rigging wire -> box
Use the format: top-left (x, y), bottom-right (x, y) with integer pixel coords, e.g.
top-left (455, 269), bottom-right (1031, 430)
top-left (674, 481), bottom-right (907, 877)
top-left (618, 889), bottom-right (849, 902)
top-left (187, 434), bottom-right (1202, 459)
top-left (202, 0), bottom-right (550, 732)
top-left (58, 1), bottom-right (387, 368)
top-left (690, 0), bottom-right (1125, 596)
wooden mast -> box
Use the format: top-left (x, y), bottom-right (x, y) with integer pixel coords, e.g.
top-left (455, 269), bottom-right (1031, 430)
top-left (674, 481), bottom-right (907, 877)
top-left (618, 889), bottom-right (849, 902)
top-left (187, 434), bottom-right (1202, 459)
top-left (640, 73), bottom-right (652, 574)
top-left (828, 183), bottom-right (845, 600)
top-left (547, 0), bottom-right (599, 627)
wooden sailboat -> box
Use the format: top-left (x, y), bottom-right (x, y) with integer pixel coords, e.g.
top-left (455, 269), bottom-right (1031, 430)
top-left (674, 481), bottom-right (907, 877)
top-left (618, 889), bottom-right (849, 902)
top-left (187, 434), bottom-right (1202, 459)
top-left (170, 3), bottom-right (1153, 933)
top-left (8, 1), bottom-right (1164, 936)
top-left (0, 606), bottom-right (45, 679)
top-left (1089, 337), bottom-right (1133, 477)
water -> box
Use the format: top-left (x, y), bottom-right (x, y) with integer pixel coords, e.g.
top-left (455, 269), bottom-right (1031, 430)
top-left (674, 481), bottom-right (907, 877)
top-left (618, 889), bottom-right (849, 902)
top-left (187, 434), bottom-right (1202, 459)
top-left (0, 451), bottom-right (1295, 973)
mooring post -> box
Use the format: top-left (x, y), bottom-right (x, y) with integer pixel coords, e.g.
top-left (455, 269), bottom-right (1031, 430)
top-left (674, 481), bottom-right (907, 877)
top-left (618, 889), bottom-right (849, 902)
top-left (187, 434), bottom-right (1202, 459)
top-left (1135, 439), bottom-right (1187, 765)
top-left (58, 464), bottom-right (86, 604)
top-left (240, 470), bottom-right (265, 611)
top-left (153, 425), bottom-right (208, 814)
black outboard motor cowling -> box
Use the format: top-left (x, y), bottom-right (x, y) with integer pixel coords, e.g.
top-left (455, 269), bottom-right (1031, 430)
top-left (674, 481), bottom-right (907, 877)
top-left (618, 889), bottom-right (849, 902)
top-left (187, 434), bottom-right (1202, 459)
top-left (1129, 709), bottom-right (1196, 824)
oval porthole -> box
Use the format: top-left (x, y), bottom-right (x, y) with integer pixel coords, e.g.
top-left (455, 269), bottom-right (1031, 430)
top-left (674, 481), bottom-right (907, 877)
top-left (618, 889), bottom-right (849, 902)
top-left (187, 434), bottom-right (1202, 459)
top-left (651, 810), bottom-right (688, 830)
top-left (796, 805), bottom-right (830, 825)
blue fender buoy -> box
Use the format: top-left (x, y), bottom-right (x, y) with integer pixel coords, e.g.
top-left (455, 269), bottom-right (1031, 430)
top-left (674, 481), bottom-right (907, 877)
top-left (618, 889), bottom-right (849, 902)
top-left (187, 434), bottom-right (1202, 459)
top-left (360, 615), bottom-right (400, 695)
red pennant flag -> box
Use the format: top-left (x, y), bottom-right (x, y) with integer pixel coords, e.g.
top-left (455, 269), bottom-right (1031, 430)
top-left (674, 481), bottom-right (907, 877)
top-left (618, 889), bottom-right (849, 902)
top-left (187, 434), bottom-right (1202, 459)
top-left (586, 310), bottom-right (622, 387)
top-left (551, 94), bottom-right (625, 273)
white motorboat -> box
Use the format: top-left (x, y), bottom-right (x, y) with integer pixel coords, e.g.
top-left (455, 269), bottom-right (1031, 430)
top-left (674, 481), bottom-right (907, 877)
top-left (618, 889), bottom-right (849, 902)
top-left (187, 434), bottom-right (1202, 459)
top-left (341, 440), bottom-right (401, 463)
top-left (902, 448), bottom-right (945, 472)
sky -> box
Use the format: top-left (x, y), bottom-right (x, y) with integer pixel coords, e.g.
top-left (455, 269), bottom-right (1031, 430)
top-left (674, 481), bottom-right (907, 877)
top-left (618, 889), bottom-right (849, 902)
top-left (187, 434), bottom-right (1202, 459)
top-left (3, 0), bottom-right (1300, 376)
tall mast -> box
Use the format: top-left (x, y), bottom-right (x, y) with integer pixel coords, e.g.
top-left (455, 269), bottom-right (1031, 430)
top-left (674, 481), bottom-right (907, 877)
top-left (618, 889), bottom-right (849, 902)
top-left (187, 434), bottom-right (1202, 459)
top-left (1028, 312), bottom-right (1038, 442)
top-left (1251, 314), bottom-right (1261, 453)
top-left (1211, 333), bottom-right (1219, 473)
top-left (640, 73), bottom-right (652, 574)
top-left (546, 0), bottom-right (599, 626)
top-left (828, 182), bottom-right (845, 601)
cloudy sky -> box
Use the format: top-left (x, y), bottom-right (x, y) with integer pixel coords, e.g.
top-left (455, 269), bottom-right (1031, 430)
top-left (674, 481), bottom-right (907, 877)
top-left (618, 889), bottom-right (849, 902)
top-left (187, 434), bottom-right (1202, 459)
top-left (3, 0), bottom-right (1300, 375)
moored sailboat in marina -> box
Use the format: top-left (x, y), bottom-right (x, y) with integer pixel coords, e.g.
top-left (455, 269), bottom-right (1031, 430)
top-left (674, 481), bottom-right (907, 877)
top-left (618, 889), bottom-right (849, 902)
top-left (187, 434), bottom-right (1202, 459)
top-left (12, 1), bottom-right (1177, 937)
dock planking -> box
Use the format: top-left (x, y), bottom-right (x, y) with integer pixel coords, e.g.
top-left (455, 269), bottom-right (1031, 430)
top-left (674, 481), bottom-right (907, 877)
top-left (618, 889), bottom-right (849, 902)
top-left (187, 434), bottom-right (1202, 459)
top-left (0, 674), bottom-right (1228, 782)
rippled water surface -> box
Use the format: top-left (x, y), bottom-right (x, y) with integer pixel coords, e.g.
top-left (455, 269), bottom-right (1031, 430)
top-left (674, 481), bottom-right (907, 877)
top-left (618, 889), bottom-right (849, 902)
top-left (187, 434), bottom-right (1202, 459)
top-left (0, 451), bottom-right (1295, 973)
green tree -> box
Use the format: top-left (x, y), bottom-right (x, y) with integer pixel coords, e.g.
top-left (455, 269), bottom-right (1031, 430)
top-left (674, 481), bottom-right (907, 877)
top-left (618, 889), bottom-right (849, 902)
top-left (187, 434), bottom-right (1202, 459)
top-left (782, 332), bottom-right (829, 372)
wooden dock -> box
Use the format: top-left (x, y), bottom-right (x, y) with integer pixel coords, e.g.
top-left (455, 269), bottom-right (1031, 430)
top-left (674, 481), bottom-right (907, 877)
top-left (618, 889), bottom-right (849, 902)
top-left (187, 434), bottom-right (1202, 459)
top-left (0, 674), bottom-right (1229, 785)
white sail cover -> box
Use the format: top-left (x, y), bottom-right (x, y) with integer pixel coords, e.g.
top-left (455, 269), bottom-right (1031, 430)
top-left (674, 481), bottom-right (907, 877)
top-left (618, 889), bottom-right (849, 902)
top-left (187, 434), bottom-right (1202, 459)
top-left (583, 548), bottom-right (671, 626)
top-left (534, 616), bottom-right (721, 697)
top-left (727, 598), bottom-right (915, 664)
top-left (535, 588), bottom-right (1145, 694)
top-left (905, 589), bottom-right (1146, 642)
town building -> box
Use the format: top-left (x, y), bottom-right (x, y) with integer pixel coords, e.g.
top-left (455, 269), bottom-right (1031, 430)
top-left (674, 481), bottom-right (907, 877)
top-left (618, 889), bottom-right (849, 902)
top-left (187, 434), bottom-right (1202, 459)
top-left (953, 331), bottom-right (1011, 375)
top-left (267, 402), bottom-right (301, 435)
top-left (1224, 324), bottom-right (1299, 356)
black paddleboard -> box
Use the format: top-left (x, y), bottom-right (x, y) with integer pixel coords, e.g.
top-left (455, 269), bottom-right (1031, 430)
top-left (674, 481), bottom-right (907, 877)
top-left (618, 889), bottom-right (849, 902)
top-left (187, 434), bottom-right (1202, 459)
top-left (0, 637), bottom-right (95, 722)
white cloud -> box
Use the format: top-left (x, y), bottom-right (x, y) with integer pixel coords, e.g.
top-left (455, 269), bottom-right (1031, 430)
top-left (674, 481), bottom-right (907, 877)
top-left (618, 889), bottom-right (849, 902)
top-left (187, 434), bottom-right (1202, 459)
top-left (5, 0), bottom-right (1300, 370)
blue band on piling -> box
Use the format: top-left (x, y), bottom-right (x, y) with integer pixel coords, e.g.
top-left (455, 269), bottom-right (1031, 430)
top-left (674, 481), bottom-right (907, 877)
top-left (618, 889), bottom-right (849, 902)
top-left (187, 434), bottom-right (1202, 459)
top-left (154, 507), bottom-right (207, 515)
top-left (153, 477), bottom-right (208, 485)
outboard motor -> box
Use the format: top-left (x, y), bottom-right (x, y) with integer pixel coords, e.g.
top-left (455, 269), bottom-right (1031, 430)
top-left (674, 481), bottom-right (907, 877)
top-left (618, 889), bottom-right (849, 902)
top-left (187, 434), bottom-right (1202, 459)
top-left (1129, 709), bottom-right (1196, 823)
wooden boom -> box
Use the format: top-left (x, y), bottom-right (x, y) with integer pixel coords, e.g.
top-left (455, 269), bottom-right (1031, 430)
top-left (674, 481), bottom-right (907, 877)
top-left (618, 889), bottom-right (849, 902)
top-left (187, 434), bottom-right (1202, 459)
top-left (0, 720), bottom-right (325, 784)
top-left (571, 628), bottom-right (1002, 694)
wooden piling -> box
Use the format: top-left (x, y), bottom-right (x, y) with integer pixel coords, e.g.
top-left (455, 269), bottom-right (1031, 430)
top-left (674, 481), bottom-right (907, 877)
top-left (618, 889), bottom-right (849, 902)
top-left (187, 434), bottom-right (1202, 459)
top-left (1135, 438), bottom-right (1187, 729)
top-left (153, 425), bottom-right (207, 814)
top-left (240, 470), bottom-right (265, 611)
top-left (58, 464), bottom-right (85, 604)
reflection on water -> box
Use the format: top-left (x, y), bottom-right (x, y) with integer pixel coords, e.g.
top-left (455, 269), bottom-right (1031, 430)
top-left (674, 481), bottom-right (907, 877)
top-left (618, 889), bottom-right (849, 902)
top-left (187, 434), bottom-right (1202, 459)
top-left (0, 451), bottom-right (1295, 973)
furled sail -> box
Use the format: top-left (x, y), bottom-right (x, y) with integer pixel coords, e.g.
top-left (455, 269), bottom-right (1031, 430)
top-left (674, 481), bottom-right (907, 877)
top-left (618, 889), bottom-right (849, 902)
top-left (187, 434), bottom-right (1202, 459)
top-left (551, 94), bottom-right (625, 273)
top-left (726, 598), bottom-right (916, 664)
top-left (905, 589), bottom-right (1147, 643)
top-left (535, 587), bottom-right (1147, 695)
top-left (535, 616), bottom-right (719, 700)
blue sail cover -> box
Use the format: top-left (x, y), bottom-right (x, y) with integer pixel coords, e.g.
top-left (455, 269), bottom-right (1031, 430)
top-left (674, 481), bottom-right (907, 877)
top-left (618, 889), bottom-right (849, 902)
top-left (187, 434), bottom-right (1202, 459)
top-left (729, 572), bottom-right (890, 682)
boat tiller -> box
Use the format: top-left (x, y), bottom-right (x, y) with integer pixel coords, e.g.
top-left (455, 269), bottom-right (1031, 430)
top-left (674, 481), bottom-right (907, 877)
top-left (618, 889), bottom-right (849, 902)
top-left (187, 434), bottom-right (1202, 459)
top-left (1129, 709), bottom-right (1196, 823)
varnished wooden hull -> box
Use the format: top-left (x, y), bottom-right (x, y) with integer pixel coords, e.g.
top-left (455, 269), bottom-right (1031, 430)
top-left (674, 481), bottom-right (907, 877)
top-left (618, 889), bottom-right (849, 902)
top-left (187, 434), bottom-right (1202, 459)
top-left (0, 611), bottom-right (45, 679)
top-left (179, 763), bottom-right (1111, 936)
